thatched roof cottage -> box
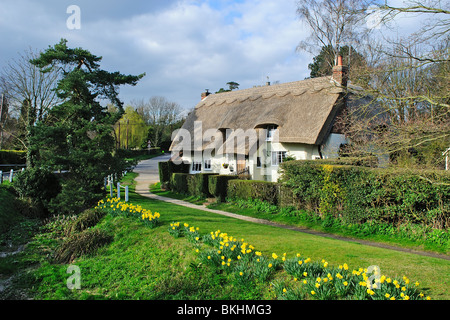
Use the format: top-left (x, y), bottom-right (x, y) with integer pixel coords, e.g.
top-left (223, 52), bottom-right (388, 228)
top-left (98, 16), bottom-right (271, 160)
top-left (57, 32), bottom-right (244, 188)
top-left (170, 57), bottom-right (362, 182)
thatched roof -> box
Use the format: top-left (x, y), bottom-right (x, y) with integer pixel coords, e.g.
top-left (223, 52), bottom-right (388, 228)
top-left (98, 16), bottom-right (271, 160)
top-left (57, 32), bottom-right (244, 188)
top-left (170, 76), bottom-right (347, 154)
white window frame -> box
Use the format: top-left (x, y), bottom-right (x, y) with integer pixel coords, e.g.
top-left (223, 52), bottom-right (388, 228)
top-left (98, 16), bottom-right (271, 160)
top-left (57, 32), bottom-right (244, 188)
top-left (192, 162), bottom-right (202, 173)
top-left (204, 159), bottom-right (212, 171)
top-left (271, 151), bottom-right (286, 166)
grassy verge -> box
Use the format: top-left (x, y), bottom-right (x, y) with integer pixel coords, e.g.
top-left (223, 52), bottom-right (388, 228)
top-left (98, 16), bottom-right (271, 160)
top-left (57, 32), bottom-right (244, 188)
top-left (150, 182), bottom-right (449, 255)
top-left (150, 182), bottom-right (207, 205)
top-left (2, 173), bottom-right (449, 300)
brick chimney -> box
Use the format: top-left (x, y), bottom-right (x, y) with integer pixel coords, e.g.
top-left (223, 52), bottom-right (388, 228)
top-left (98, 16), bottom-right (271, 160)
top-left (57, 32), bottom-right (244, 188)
top-left (201, 89), bottom-right (211, 101)
top-left (332, 55), bottom-right (348, 87)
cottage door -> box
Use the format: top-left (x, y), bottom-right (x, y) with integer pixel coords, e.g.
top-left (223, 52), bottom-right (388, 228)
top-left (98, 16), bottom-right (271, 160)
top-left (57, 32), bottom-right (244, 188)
top-left (237, 159), bottom-right (246, 173)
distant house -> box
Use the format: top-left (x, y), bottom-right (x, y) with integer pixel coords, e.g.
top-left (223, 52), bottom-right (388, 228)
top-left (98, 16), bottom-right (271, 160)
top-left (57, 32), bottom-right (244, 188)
top-left (170, 57), bottom-right (365, 182)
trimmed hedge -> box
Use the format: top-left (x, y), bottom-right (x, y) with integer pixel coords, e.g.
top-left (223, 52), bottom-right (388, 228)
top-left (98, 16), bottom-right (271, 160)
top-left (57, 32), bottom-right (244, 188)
top-left (187, 173), bottom-right (218, 197)
top-left (158, 161), bottom-right (190, 188)
top-left (208, 175), bottom-right (240, 201)
top-left (170, 173), bottom-right (190, 194)
top-left (280, 160), bottom-right (450, 229)
top-left (0, 150), bottom-right (26, 164)
top-left (228, 180), bottom-right (279, 205)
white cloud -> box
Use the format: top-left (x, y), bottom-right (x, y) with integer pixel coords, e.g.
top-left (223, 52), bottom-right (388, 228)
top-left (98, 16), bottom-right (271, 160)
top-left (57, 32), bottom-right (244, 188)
top-left (0, 0), bottom-right (313, 110)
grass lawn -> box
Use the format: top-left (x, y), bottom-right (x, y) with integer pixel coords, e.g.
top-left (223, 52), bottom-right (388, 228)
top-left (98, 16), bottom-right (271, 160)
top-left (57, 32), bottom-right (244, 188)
top-left (2, 173), bottom-right (449, 300)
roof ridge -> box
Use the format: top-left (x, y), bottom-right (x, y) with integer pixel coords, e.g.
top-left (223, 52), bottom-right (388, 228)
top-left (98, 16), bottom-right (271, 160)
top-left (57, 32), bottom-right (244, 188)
top-left (197, 76), bottom-right (332, 109)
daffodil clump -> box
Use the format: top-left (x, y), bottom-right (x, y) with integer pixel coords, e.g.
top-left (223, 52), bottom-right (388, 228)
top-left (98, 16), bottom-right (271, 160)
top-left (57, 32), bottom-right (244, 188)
top-left (168, 221), bottom-right (432, 301)
top-left (96, 197), bottom-right (160, 228)
top-left (168, 222), bottom-right (182, 238)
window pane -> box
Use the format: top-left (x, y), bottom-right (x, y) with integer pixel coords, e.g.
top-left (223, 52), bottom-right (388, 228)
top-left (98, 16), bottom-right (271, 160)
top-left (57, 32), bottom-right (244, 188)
top-left (272, 152), bottom-right (277, 165)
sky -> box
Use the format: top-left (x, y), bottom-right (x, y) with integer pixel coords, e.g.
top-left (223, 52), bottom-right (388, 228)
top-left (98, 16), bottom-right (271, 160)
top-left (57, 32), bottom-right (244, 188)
top-left (0, 0), bottom-right (436, 113)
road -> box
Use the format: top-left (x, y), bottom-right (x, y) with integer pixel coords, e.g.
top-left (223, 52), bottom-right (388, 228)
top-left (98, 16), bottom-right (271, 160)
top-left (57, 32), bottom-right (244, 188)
top-left (133, 153), bottom-right (171, 195)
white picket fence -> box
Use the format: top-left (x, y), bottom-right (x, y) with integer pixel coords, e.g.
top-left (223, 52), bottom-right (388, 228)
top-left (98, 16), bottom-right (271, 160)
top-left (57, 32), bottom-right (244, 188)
top-left (0, 168), bottom-right (24, 184)
top-left (105, 173), bottom-right (129, 202)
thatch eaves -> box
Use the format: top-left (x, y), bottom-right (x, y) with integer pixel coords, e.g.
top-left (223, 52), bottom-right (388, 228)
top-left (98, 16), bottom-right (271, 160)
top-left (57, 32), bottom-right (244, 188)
top-left (170, 76), bottom-right (347, 153)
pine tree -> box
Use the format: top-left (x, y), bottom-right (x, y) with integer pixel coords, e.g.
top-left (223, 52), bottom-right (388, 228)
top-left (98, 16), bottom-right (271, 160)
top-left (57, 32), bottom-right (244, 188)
top-left (29, 39), bottom-right (145, 214)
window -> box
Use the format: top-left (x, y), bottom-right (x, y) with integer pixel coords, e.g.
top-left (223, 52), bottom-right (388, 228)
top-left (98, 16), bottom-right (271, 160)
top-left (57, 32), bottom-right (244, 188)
top-left (271, 151), bottom-right (286, 166)
top-left (192, 162), bottom-right (202, 172)
top-left (256, 156), bottom-right (262, 168)
top-left (204, 159), bottom-right (212, 170)
top-left (266, 125), bottom-right (278, 141)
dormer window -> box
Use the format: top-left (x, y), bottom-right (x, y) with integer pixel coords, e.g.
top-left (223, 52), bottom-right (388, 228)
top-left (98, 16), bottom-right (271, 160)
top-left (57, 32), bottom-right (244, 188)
top-left (266, 125), bottom-right (278, 141)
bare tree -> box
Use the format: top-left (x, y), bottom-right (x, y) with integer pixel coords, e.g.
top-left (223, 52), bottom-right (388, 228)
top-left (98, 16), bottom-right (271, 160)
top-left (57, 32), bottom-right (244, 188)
top-left (0, 48), bottom-right (61, 164)
top-left (341, 1), bottom-right (450, 168)
top-left (132, 96), bottom-right (181, 148)
top-left (296, 0), bottom-right (371, 67)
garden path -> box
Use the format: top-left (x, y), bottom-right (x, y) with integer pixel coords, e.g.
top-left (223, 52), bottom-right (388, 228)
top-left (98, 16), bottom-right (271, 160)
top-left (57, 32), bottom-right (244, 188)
top-left (133, 155), bottom-right (450, 261)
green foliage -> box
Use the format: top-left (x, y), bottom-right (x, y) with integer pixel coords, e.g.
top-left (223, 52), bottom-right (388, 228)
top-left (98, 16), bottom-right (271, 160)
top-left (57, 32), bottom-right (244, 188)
top-left (187, 173), bottom-right (217, 197)
top-left (114, 106), bottom-right (148, 149)
top-left (158, 161), bottom-right (170, 187)
top-left (170, 173), bottom-right (189, 194)
top-left (280, 160), bottom-right (450, 229)
top-left (0, 185), bottom-right (21, 234)
top-left (0, 150), bottom-right (26, 164)
top-left (13, 167), bottom-right (61, 215)
top-left (158, 161), bottom-right (191, 188)
top-left (27, 39), bottom-right (144, 214)
top-left (228, 180), bottom-right (279, 205)
top-left (208, 175), bottom-right (239, 201)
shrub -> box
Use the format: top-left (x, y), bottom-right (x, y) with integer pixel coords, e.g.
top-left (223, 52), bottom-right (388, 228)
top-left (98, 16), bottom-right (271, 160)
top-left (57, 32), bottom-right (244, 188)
top-left (13, 167), bottom-right (61, 215)
top-left (158, 161), bottom-right (170, 187)
top-left (208, 175), bottom-right (239, 201)
top-left (187, 173), bottom-right (217, 197)
top-left (0, 150), bottom-right (26, 164)
top-left (280, 160), bottom-right (450, 229)
top-left (228, 180), bottom-right (279, 205)
top-left (54, 228), bottom-right (113, 264)
top-left (158, 161), bottom-right (190, 189)
top-left (170, 173), bottom-right (190, 194)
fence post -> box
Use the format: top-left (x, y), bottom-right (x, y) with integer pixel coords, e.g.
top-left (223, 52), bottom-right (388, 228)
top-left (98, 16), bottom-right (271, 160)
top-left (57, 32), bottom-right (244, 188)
top-left (117, 182), bottom-right (121, 199)
top-left (9, 169), bottom-right (13, 183)
top-left (0, 171), bottom-right (2, 184)
top-left (110, 179), bottom-right (113, 198)
top-left (125, 186), bottom-right (129, 202)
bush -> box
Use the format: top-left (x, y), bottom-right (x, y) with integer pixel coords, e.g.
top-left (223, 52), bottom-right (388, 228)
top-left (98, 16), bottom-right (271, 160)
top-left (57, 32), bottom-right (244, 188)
top-left (187, 173), bottom-right (217, 197)
top-left (208, 175), bottom-right (239, 202)
top-left (170, 173), bottom-right (190, 194)
top-left (228, 180), bottom-right (279, 205)
top-left (13, 167), bottom-right (61, 215)
top-left (280, 160), bottom-right (450, 229)
top-left (0, 150), bottom-right (26, 164)
top-left (54, 228), bottom-right (113, 264)
top-left (159, 161), bottom-right (190, 188)
top-left (158, 161), bottom-right (170, 187)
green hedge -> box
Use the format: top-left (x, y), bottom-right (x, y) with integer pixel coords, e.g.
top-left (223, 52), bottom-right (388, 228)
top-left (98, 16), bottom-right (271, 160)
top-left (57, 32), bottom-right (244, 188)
top-left (228, 180), bottom-right (279, 205)
top-left (187, 173), bottom-right (218, 197)
top-left (208, 175), bottom-right (240, 201)
top-left (280, 160), bottom-right (450, 229)
top-left (170, 173), bottom-right (190, 194)
top-left (158, 161), bottom-right (190, 188)
top-left (0, 150), bottom-right (26, 164)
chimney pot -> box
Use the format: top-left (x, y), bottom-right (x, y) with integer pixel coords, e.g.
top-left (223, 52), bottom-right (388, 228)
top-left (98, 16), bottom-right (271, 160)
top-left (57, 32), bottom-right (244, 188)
top-left (201, 89), bottom-right (211, 101)
top-left (332, 55), bottom-right (348, 87)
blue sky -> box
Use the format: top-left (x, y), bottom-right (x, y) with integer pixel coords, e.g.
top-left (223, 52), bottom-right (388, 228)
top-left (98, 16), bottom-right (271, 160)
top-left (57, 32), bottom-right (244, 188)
top-left (0, 0), bottom-right (431, 112)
